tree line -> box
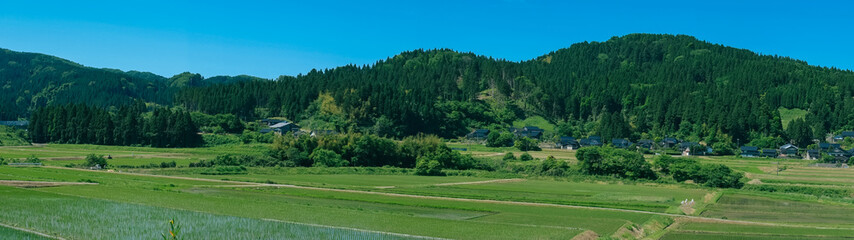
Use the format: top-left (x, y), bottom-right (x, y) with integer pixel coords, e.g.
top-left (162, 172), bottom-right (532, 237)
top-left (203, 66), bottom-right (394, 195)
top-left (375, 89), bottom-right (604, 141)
top-left (28, 103), bottom-right (202, 147)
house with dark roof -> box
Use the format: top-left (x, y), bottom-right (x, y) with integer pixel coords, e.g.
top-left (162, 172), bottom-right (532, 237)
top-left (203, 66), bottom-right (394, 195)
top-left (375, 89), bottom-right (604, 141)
top-left (779, 144), bottom-right (799, 157)
top-left (580, 137), bottom-right (602, 147)
top-left (760, 149), bottom-right (778, 158)
top-left (804, 149), bottom-right (821, 160)
top-left (509, 126), bottom-right (543, 139)
top-left (661, 138), bottom-right (680, 148)
top-left (0, 121), bottom-right (28, 129)
top-left (827, 147), bottom-right (849, 159)
top-left (466, 129), bottom-right (490, 140)
top-left (819, 143), bottom-right (841, 152)
top-left (260, 119), bottom-right (285, 126)
top-left (260, 121), bottom-right (300, 134)
top-left (740, 146), bottom-right (760, 157)
top-left (637, 139), bottom-right (655, 150)
top-left (833, 131), bottom-right (854, 142)
top-left (557, 137), bottom-right (580, 150)
top-left (611, 139), bottom-right (632, 149)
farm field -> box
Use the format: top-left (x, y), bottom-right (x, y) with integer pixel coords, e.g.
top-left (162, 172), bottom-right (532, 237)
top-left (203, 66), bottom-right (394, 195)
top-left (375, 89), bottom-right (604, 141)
top-left (4, 144), bottom-right (854, 239)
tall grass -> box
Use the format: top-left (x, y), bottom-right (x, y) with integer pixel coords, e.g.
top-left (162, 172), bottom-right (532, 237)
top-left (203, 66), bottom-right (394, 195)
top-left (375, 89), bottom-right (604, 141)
top-left (0, 187), bottom-right (421, 240)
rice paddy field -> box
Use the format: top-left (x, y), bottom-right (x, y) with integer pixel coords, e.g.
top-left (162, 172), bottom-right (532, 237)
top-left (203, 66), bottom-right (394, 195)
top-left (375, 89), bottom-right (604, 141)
top-left (3, 144), bottom-right (854, 239)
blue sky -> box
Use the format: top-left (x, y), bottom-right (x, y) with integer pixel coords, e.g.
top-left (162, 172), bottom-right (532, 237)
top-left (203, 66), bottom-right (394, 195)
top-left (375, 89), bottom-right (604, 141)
top-left (1, 1), bottom-right (852, 79)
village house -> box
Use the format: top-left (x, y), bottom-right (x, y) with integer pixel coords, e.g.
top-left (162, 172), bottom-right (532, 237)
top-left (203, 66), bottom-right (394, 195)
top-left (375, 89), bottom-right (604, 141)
top-left (580, 136), bottom-right (603, 147)
top-left (466, 129), bottom-right (490, 140)
top-left (260, 118), bottom-right (285, 126)
top-left (637, 139), bottom-right (655, 150)
top-left (557, 137), bottom-right (580, 150)
top-left (760, 149), bottom-right (778, 158)
top-left (611, 139), bottom-right (632, 149)
top-left (740, 146), bottom-right (760, 157)
top-left (509, 126), bottom-right (543, 139)
top-left (833, 131), bottom-right (854, 142)
top-left (661, 137), bottom-right (680, 149)
top-left (804, 149), bottom-right (821, 160)
top-left (779, 144), bottom-right (799, 157)
top-left (260, 121), bottom-right (300, 134)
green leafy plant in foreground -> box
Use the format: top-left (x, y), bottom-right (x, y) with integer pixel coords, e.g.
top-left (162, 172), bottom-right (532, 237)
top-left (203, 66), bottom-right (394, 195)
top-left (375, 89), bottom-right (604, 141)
top-left (161, 218), bottom-right (181, 240)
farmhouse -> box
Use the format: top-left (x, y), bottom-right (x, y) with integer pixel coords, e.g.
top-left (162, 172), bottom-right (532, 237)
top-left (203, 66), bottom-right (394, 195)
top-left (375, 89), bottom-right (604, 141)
top-left (779, 144), bottom-right (799, 157)
top-left (260, 121), bottom-right (300, 134)
top-left (637, 139), bottom-right (655, 150)
top-left (557, 137), bottom-right (580, 150)
top-left (509, 126), bottom-right (543, 139)
top-left (661, 138), bottom-right (680, 148)
top-left (833, 131), bottom-right (854, 142)
top-left (260, 119), bottom-right (285, 126)
top-left (580, 136), bottom-right (603, 147)
top-left (819, 143), bottom-right (841, 152)
top-left (740, 146), bottom-right (760, 157)
top-left (466, 129), bottom-right (490, 140)
top-left (804, 149), bottom-right (821, 160)
top-left (611, 139), bottom-right (632, 148)
top-left (760, 149), bottom-right (778, 158)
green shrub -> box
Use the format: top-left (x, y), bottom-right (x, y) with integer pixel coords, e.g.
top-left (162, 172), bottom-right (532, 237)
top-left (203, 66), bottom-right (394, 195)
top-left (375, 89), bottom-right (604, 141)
top-left (502, 152), bottom-right (517, 161)
top-left (537, 156), bottom-right (569, 176)
top-left (159, 161), bottom-right (177, 168)
top-left (84, 154), bottom-right (108, 168)
top-left (414, 157), bottom-right (444, 176)
top-left (0, 156), bottom-right (6, 165)
top-left (743, 184), bottom-right (850, 198)
top-left (24, 155), bottom-right (41, 163)
top-left (201, 166), bottom-right (248, 175)
top-left (519, 152), bottom-right (534, 161)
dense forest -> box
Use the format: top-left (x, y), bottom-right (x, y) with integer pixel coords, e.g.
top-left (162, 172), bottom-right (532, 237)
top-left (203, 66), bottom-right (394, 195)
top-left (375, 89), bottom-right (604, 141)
top-left (175, 34), bottom-right (854, 145)
top-left (4, 34), bottom-right (854, 147)
top-left (28, 103), bottom-right (202, 147)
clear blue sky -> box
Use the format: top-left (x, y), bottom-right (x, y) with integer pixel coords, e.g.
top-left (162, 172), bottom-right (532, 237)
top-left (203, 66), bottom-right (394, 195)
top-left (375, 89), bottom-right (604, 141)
top-left (1, 0), bottom-right (851, 79)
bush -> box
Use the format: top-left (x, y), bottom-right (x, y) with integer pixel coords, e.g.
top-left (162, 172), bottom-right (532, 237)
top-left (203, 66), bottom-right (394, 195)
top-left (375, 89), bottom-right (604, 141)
top-left (310, 149), bottom-right (348, 167)
top-left (662, 156), bottom-right (744, 188)
top-left (84, 154), bottom-right (108, 168)
top-left (24, 155), bottom-right (41, 163)
top-left (159, 161), bottom-right (177, 168)
top-left (415, 157), bottom-right (444, 176)
top-left (519, 152), bottom-right (534, 161)
top-left (502, 152), bottom-right (517, 161)
top-left (201, 166), bottom-right (248, 175)
top-left (537, 156), bottom-right (569, 176)
top-left (514, 137), bottom-right (541, 151)
top-left (0, 156), bottom-right (6, 165)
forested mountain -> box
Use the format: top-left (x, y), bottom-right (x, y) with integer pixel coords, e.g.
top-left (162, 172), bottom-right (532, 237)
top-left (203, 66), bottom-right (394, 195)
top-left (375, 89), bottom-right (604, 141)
top-left (0, 48), bottom-right (172, 120)
top-left (176, 34), bottom-right (854, 145)
top-left (0, 48), bottom-right (265, 120)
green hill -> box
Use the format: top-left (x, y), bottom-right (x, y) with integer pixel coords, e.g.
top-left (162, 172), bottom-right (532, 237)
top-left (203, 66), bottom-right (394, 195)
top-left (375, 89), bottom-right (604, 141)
top-left (176, 34), bottom-right (854, 142)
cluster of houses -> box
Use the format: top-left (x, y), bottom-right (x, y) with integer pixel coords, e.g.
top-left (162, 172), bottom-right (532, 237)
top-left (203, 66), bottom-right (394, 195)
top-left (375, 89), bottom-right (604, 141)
top-left (258, 118), bottom-right (336, 137)
top-left (466, 127), bottom-right (854, 159)
top-left (556, 136), bottom-right (712, 155)
top-left (741, 142), bottom-right (854, 161)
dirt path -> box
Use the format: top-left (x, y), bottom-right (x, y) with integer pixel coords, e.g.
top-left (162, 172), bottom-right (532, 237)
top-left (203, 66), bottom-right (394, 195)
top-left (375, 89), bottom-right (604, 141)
top-left (0, 222), bottom-right (65, 240)
top-left (42, 166), bottom-right (854, 232)
top-left (433, 178), bottom-right (524, 186)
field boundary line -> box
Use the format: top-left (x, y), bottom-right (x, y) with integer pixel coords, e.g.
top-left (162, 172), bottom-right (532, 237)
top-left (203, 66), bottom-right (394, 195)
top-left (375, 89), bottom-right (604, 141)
top-left (0, 222), bottom-right (66, 240)
top-left (432, 178), bottom-right (524, 186)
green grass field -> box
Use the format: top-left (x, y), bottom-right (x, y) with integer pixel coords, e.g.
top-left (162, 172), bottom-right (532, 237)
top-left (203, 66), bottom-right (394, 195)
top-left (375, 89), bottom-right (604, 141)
top-left (778, 107), bottom-right (808, 129)
top-left (4, 144), bottom-right (854, 239)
